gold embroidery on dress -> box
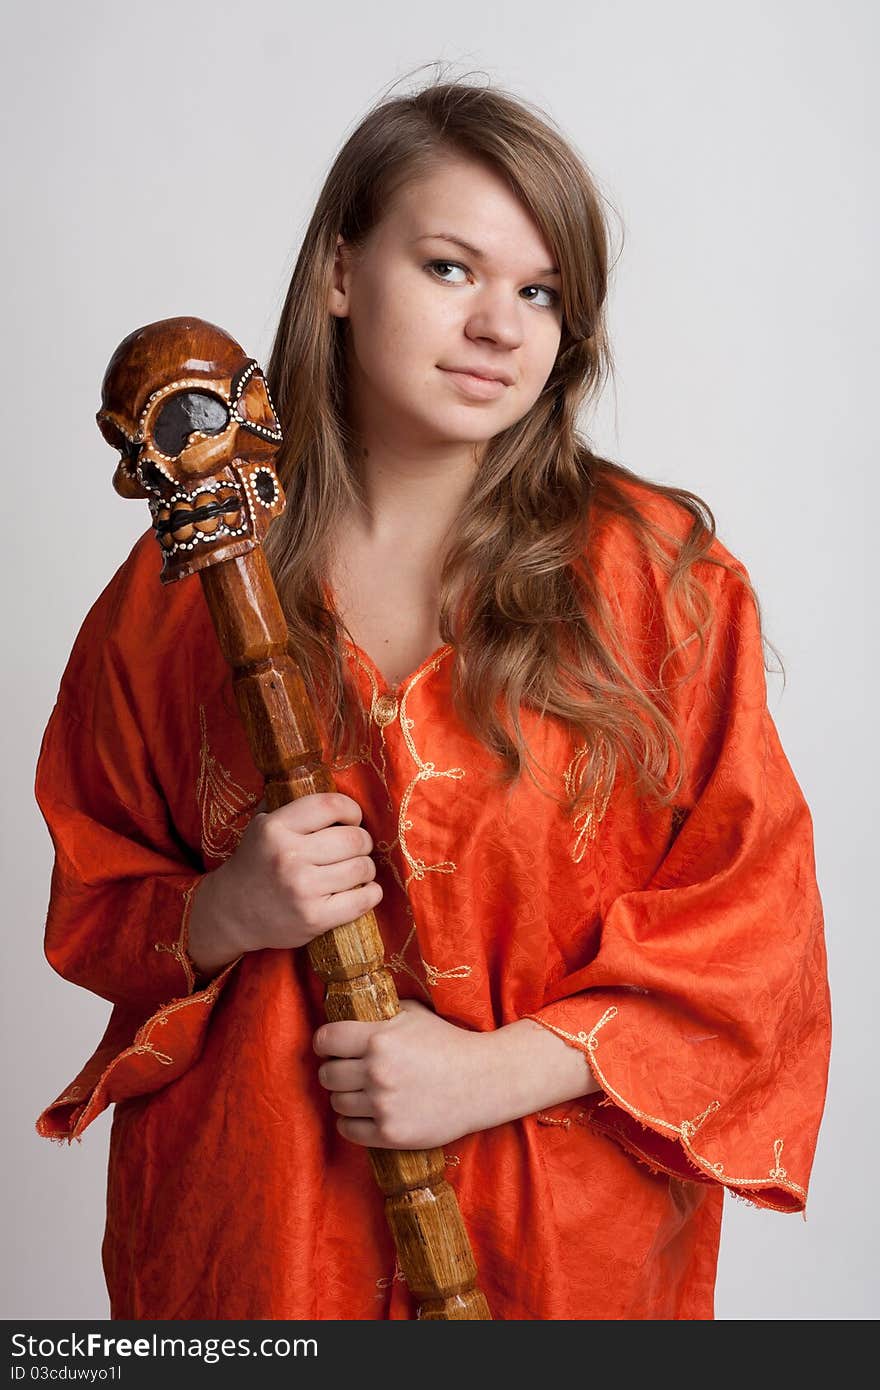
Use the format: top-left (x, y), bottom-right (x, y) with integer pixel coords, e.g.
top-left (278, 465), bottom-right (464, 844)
top-left (131, 1041), bottom-right (174, 1066)
top-left (563, 742), bottom-right (613, 863)
top-left (346, 648), bottom-right (472, 998)
top-left (769, 1137), bottom-right (788, 1182)
top-left (154, 878), bottom-right (203, 994)
top-left (56, 1087), bottom-right (84, 1105)
top-left (375, 1257), bottom-right (407, 1295)
top-left (333, 675), bottom-right (395, 804)
top-left (537, 1111), bottom-right (573, 1129)
top-left (525, 1005), bottom-right (807, 1209)
top-left (196, 704), bottom-right (259, 862)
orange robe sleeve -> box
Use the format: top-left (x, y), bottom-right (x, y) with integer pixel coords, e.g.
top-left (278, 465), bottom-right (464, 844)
top-left (524, 556), bottom-right (831, 1214)
top-left (34, 556), bottom-right (244, 1144)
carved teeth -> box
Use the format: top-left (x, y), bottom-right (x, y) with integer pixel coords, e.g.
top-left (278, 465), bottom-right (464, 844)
top-left (218, 488), bottom-right (241, 526)
top-left (150, 483), bottom-right (248, 557)
top-left (170, 500), bottom-right (195, 542)
top-left (193, 491), bottom-right (221, 534)
top-left (156, 504), bottom-right (173, 549)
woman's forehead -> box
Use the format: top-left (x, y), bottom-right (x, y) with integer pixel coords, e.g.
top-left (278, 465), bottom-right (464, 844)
top-left (379, 162), bottom-right (556, 268)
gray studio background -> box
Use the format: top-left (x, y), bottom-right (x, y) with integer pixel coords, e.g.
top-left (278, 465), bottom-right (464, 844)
top-left (3, 0), bottom-right (876, 1320)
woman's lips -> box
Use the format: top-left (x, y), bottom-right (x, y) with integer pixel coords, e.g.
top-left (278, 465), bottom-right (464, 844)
top-left (438, 368), bottom-right (508, 400)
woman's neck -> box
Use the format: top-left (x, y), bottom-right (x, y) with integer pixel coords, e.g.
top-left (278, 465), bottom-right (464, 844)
top-left (344, 438), bottom-right (481, 549)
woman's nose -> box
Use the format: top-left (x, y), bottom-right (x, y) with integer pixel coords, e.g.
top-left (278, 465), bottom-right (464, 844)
top-left (464, 289), bottom-right (525, 350)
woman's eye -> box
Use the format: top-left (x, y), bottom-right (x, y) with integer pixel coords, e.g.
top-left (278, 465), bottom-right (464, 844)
top-left (426, 260), bottom-right (468, 283)
top-left (521, 285), bottom-right (560, 309)
top-left (426, 260), bottom-right (559, 309)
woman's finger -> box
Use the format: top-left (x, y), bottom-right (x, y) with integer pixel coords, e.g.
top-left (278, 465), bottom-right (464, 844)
top-left (336, 1117), bottom-right (382, 1147)
top-left (314, 856), bottom-right (377, 896)
top-left (310, 882), bottom-right (384, 934)
top-left (329, 1090), bottom-right (373, 1118)
top-left (308, 822), bottom-right (374, 866)
top-left (317, 1059), bottom-right (366, 1092)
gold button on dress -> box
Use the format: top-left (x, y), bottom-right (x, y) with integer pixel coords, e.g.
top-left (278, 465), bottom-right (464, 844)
top-left (372, 693), bottom-right (399, 727)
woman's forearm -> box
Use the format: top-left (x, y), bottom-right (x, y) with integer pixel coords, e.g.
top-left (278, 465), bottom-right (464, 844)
top-left (465, 1018), bottom-right (602, 1133)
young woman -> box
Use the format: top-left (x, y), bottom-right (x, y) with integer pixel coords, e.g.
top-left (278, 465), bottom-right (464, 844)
top-left (35, 78), bottom-right (831, 1320)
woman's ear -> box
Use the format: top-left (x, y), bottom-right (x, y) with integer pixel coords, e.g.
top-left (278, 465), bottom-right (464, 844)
top-left (328, 234), bottom-right (352, 319)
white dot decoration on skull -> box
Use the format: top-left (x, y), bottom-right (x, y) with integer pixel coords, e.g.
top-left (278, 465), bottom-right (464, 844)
top-left (96, 317), bottom-right (286, 584)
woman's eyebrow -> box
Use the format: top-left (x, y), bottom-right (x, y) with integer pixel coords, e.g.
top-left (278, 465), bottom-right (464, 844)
top-left (412, 232), bottom-right (560, 278)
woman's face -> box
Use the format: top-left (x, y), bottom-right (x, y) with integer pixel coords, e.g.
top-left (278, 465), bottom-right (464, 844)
top-left (329, 156), bottom-right (564, 454)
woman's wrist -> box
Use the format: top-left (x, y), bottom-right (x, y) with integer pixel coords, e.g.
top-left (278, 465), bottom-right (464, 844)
top-left (470, 1018), bottom-right (602, 1131)
top-left (186, 867), bottom-right (245, 979)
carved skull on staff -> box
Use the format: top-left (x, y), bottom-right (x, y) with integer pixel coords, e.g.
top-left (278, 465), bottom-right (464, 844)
top-left (96, 317), bottom-right (286, 583)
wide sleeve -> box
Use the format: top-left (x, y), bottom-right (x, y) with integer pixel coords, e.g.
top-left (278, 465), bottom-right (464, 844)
top-left (524, 560), bottom-right (831, 1214)
top-left (34, 656), bottom-right (245, 1144)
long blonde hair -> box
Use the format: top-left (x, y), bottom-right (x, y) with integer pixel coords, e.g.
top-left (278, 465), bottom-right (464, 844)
top-left (262, 71), bottom-right (774, 816)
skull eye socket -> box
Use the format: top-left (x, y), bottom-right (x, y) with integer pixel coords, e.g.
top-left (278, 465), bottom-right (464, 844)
top-left (152, 390), bottom-right (229, 458)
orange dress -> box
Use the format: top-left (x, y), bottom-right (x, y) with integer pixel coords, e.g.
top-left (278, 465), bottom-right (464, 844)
top-left (34, 479), bottom-right (831, 1320)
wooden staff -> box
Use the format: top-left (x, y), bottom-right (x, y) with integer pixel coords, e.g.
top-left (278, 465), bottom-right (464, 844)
top-left (96, 316), bottom-right (491, 1321)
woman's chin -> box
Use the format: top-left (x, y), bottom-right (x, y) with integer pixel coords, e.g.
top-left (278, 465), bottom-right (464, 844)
top-left (416, 406), bottom-right (509, 448)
